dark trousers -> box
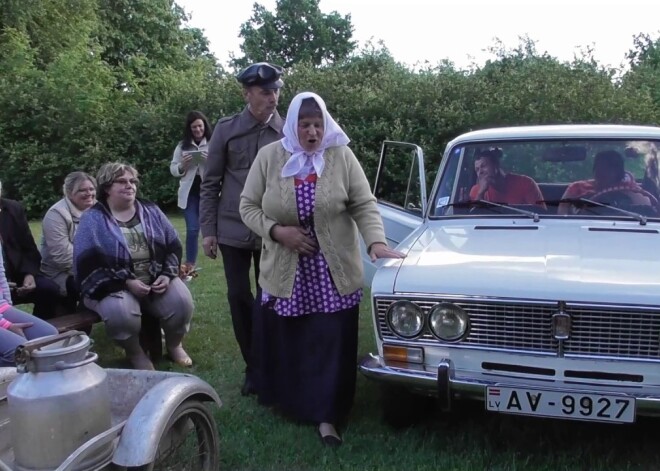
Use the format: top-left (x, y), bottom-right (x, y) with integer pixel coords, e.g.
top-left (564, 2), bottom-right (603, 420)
top-left (12, 274), bottom-right (63, 320)
top-left (219, 244), bottom-right (261, 378)
top-left (64, 275), bottom-right (81, 312)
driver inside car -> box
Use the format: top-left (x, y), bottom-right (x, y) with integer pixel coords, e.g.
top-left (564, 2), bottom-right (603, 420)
top-left (558, 149), bottom-right (654, 215)
top-left (469, 147), bottom-right (545, 206)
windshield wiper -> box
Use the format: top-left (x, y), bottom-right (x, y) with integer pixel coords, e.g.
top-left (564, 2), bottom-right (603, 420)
top-left (446, 199), bottom-right (540, 222)
top-left (541, 198), bottom-right (648, 226)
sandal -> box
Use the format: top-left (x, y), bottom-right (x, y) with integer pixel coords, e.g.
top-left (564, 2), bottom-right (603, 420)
top-left (167, 344), bottom-right (193, 367)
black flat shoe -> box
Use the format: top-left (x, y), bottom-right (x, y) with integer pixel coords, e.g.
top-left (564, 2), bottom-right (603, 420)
top-left (240, 376), bottom-right (257, 396)
top-left (317, 429), bottom-right (342, 448)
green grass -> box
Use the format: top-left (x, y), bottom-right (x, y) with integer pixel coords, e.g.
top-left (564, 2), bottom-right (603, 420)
top-left (29, 216), bottom-right (660, 470)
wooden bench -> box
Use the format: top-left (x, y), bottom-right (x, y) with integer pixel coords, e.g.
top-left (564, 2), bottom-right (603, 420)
top-left (48, 309), bottom-right (101, 334)
top-left (47, 309), bottom-right (163, 362)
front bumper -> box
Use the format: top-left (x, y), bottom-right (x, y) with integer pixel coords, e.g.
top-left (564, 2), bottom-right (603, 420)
top-left (358, 353), bottom-right (660, 417)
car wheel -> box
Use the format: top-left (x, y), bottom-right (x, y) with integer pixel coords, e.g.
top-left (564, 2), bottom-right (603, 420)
top-left (381, 385), bottom-right (432, 428)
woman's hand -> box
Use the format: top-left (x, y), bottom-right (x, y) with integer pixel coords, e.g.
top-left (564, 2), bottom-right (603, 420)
top-left (179, 153), bottom-right (194, 172)
top-left (8, 322), bottom-right (32, 338)
top-left (272, 225), bottom-right (318, 256)
top-left (126, 279), bottom-right (151, 298)
top-left (151, 275), bottom-right (171, 294)
top-left (369, 242), bottom-right (406, 262)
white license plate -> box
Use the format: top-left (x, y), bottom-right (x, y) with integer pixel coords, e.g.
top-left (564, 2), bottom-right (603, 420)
top-left (486, 386), bottom-right (635, 423)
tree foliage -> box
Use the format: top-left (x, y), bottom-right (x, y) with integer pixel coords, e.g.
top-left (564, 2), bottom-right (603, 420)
top-left (621, 32), bottom-right (660, 111)
top-left (232, 0), bottom-right (356, 69)
top-left (1, 2), bottom-right (660, 219)
top-left (0, 0), bottom-right (228, 214)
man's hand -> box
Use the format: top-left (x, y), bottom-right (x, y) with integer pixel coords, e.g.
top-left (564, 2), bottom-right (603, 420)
top-left (16, 274), bottom-right (36, 296)
top-left (476, 175), bottom-right (494, 199)
top-left (203, 236), bottom-right (218, 259)
top-left (8, 322), bottom-right (32, 338)
top-left (126, 279), bottom-right (151, 298)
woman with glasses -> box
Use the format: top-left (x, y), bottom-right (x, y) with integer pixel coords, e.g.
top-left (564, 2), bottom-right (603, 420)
top-left (41, 171), bottom-right (97, 313)
top-left (74, 162), bottom-right (194, 370)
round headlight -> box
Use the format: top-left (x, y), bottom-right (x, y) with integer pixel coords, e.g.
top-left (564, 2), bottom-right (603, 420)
top-left (386, 301), bottom-right (424, 339)
top-left (429, 303), bottom-right (468, 341)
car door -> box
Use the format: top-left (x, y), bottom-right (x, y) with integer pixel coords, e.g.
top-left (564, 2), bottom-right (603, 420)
top-left (361, 140), bottom-right (427, 286)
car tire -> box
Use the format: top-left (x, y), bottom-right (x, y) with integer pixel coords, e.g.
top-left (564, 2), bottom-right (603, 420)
top-left (381, 384), bottom-right (432, 428)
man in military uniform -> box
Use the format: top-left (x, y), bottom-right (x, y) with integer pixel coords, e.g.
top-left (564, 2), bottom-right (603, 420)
top-left (200, 62), bottom-right (285, 396)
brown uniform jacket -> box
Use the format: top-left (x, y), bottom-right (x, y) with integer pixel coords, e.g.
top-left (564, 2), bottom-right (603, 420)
top-left (200, 106), bottom-right (284, 250)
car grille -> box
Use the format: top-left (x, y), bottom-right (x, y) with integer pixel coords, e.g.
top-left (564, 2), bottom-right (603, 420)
top-left (375, 297), bottom-right (660, 360)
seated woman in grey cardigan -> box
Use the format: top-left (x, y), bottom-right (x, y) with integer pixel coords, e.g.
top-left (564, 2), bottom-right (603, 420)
top-left (41, 171), bottom-right (97, 313)
top-left (240, 92), bottom-right (404, 447)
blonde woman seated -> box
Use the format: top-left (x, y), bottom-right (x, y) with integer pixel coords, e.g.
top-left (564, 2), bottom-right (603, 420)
top-left (73, 163), bottom-right (194, 370)
top-left (41, 171), bottom-right (97, 313)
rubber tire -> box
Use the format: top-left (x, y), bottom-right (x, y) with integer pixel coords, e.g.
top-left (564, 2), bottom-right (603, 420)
top-left (381, 385), bottom-right (431, 429)
top-left (127, 400), bottom-right (219, 471)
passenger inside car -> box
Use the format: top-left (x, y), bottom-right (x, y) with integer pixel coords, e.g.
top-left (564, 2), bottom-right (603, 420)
top-left (469, 147), bottom-right (545, 206)
top-left (558, 149), bottom-right (655, 215)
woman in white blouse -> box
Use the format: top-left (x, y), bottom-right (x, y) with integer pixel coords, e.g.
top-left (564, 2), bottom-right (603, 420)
top-left (170, 111), bottom-right (212, 273)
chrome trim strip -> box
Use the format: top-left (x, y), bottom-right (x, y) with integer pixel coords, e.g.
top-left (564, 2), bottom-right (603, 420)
top-left (358, 354), bottom-right (660, 416)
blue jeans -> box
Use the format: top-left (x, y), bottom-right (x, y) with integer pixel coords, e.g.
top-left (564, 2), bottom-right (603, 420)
top-left (0, 306), bottom-right (58, 366)
top-left (183, 189), bottom-right (200, 264)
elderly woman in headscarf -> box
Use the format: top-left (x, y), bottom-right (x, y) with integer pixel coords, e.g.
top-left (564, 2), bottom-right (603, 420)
top-left (240, 92), bottom-right (404, 447)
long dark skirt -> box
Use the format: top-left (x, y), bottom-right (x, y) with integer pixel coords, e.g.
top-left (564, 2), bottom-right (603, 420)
top-left (255, 303), bottom-right (360, 425)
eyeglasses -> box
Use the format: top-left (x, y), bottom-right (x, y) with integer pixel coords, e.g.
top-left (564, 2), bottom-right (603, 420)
top-left (113, 178), bottom-right (139, 186)
top-left (76, 188), bottom-right (96, 194)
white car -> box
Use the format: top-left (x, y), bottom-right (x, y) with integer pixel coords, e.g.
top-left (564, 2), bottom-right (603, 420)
top-left (359, 125), bottom-right (660, 427)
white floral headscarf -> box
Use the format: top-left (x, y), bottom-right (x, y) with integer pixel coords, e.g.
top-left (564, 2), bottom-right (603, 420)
top-left (281, 92), bottom-right (350, 178)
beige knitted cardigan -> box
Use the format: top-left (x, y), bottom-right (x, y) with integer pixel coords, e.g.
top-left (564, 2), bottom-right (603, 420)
top-left (239, 141), bottom-right (386, 298)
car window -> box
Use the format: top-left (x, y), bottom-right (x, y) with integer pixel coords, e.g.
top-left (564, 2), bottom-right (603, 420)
top-left (431, 139), bottom-right (660, 218)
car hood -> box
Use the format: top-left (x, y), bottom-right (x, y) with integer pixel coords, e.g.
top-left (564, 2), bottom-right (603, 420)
top-left (391, 219), bottom-right (660, 305)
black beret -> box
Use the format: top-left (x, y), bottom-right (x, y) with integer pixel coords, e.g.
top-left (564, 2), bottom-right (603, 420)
top-left (236, 62), bottom-right (284, 89)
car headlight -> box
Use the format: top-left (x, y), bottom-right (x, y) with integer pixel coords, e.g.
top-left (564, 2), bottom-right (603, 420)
top-left (386, 301), bottom-right (424, 339)
top-left (429, 303), bottom-right (468, 341)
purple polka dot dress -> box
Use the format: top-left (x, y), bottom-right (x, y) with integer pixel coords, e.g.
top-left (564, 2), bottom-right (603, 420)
top-left (262, 174), bottom-right (362, 316)
top-left (256, 172), bottom-right (363, 425)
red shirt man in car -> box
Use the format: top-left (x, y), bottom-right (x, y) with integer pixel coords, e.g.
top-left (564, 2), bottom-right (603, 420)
top-left (469, 148), bottom-right (544, 205)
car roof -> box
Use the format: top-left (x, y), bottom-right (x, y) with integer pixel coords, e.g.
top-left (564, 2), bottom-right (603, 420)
top-left (448, 124), bottom-right (660, 146)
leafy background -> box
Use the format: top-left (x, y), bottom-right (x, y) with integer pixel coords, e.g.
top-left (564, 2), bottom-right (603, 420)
top-left (1, 0), bottom-right (660, 220)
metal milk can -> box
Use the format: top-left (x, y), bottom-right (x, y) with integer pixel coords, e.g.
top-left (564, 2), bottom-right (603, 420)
top-left (7, 331), bottom-right (113, 471)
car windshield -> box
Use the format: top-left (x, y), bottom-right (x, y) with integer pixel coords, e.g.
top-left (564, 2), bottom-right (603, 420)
top-left (431, 138), bottom-right (660, 220)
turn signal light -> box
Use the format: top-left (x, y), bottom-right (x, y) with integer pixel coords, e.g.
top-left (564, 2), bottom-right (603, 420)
top-left (383, 345), bottom-right (424, 364)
